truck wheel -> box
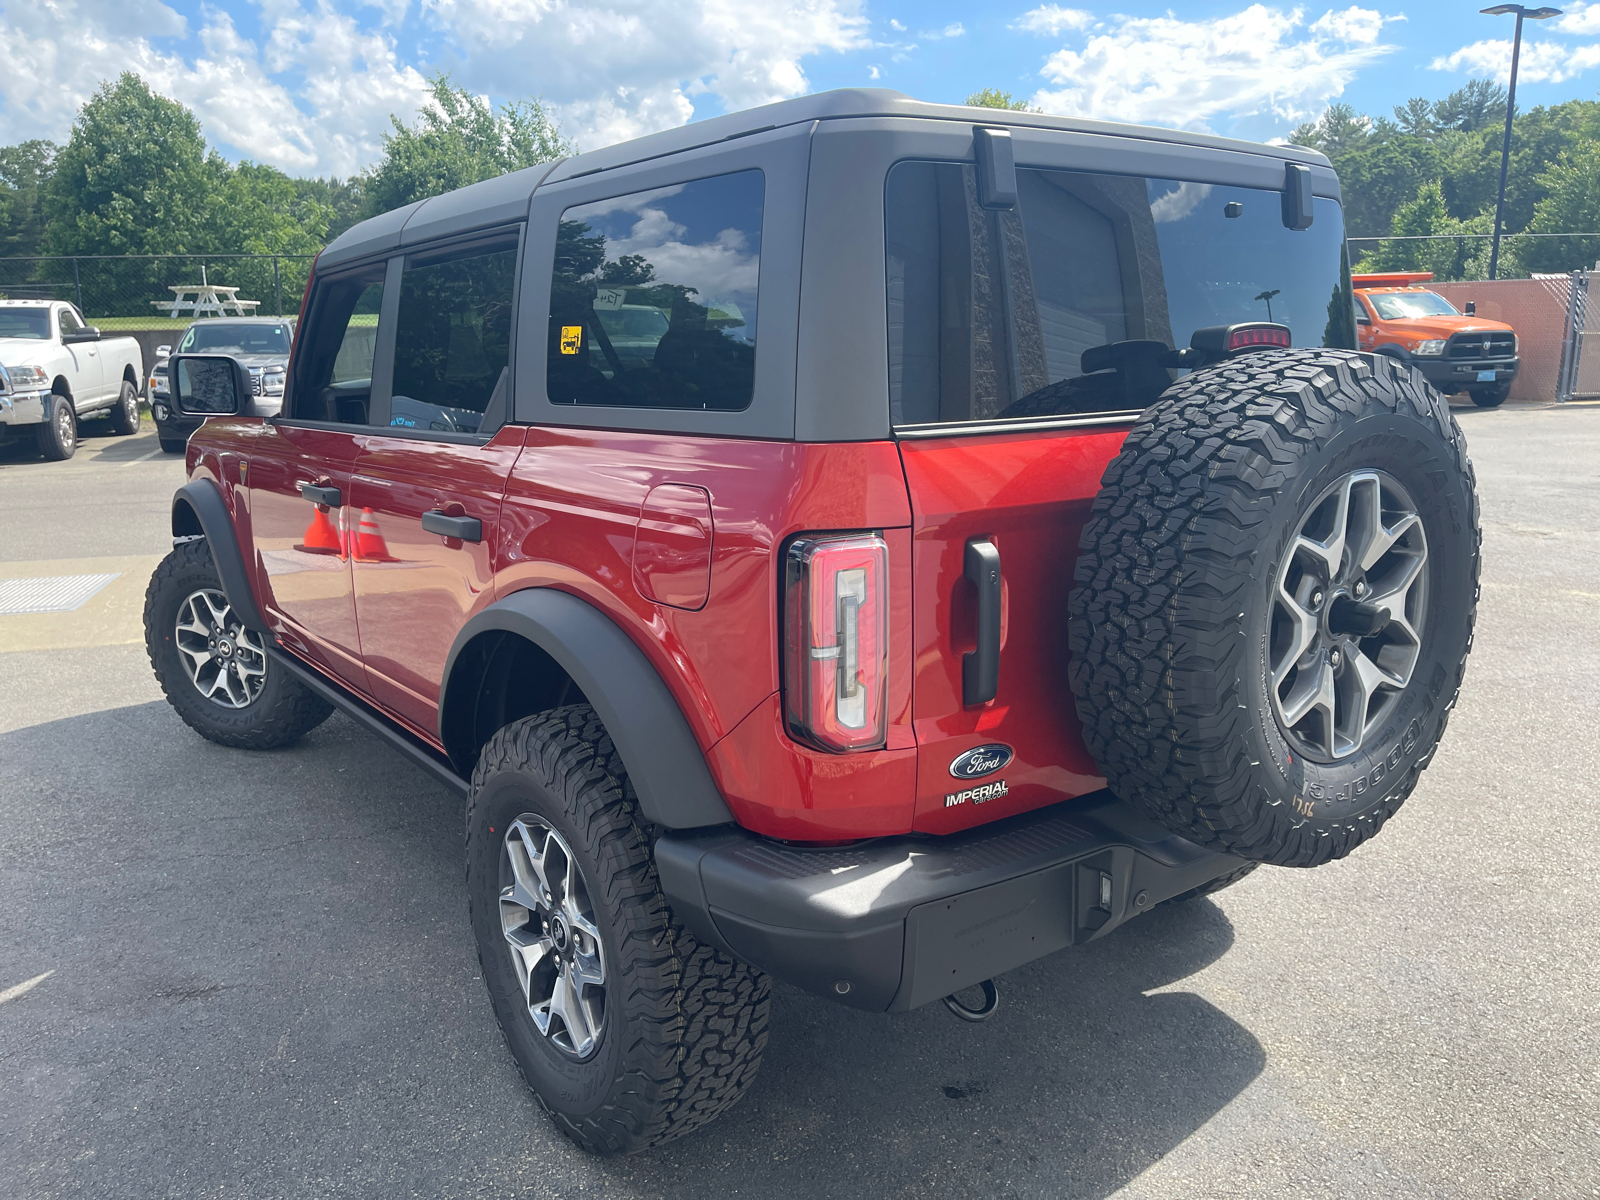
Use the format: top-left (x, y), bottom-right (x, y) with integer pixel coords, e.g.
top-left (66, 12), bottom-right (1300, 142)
top-left (108, 378), bottom-right (141, 435)
top-left (467, 706), bottom-right (770, 1155)
top-left (34, 394), bottom-right (76, 461)
top-left (1469, 383), bottom-right (1509, 408)
top-left (1069, 350), bottom-right (1480, 868)
top-left (144, 540), bottom-right (333, 749)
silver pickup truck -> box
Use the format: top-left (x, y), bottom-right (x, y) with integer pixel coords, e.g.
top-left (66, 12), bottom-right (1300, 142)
top-left (0, 300), bottom-right (146, 460)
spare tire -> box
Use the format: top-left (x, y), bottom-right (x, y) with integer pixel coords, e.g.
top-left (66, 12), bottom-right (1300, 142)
top-left (1069, 349), bottom-right (1479, 868)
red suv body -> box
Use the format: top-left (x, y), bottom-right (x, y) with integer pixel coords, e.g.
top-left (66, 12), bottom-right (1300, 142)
top-left (160, 90), bottom-right (1360, 1021)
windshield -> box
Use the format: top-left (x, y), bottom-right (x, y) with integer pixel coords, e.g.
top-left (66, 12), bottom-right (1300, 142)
top-left (595, 306), bottom-right (671, 339)
top-left (179, 323), bottom-right (292, 354)
top-left (1366, 291), bottom-right (1459, 320)
top-left (0, 308), bottom-right (52, 340)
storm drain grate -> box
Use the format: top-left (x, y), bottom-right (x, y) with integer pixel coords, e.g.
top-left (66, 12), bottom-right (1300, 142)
top-left (0, 573), bottom-right (121, 615)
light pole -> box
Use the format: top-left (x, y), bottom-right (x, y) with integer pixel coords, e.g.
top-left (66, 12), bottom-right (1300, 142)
top-left (1481, 4), bottom-right (1563, 280)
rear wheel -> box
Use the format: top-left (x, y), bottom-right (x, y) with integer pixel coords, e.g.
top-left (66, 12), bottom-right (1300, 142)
top-left (467, 706), bottom-right (770, 1155)
top-left (144, 540), bottom-right (332, 748)
top-left (34, 393), bottom-right (76, 461)
top-left (1070, 350), bottom-right (1480, 867)
top-left (107, 378), bottom-right (141, 435)
top-left (1469, 383), bottom-right (1510, 408)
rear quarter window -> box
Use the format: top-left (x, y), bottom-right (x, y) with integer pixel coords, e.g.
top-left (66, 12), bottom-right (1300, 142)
top-left (546, 170), bottom-right (764, 412)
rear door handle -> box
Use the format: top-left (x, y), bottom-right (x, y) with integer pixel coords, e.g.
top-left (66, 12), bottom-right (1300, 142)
top-left (963, 538), bottom-right (1001, 706)
top-left (299, 483), bottom-right (341, 507)
top-left (421, 510), bottom-right (483, 543)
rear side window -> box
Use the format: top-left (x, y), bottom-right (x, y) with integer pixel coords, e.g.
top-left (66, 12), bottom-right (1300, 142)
top-left (885, 162), bottom-right (1354, 427)
top-left (390, 239), bottom-right (517, 435)
top-left (547, 170), bottom-right (763, 411)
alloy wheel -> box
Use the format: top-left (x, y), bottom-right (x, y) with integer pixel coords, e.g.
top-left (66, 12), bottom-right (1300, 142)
top-left (1269, 470), bottom-right (1429, 760)
top-left (173, 588), bottom-right (268, 708)
top-left (499, 816), bottom-right (607, 1059)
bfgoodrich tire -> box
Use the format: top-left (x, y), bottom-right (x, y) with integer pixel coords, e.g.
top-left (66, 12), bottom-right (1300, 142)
top-left (144, 539), bottom-right (332, 748)
top-left (1069, 350), bottom-right (1480, 868)
top-left (467, 706), bottom-right (769, 1155)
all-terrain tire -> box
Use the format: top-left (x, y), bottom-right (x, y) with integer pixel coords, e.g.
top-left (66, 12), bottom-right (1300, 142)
top-left (467, 706), bottom-right (770, 1155)
top-left (144, 540), bottom-right (333, 748)
top-left (108, 378), bottom-right (141, 435)
top-left (1165, 863), bottom-right (1259, 905)
top-left (34, 393), bottom-right (76, 460)
top-left (1069, 350), bottom-right (1480, 867)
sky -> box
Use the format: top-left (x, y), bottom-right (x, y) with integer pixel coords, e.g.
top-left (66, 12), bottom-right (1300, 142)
top-left (1, 0), bottom-right (1597, 179)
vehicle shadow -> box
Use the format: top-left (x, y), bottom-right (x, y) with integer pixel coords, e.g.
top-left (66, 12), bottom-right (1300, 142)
top-left (0, 700), bottom-right (1263, 1200)
top-left (84, 429), bottom-right (166, 461)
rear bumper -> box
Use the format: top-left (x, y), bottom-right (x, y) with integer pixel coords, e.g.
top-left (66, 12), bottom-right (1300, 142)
top-left (1415, 355), bottom-right (1519, 390)
top-left (656, 791), bottom-right (1245, 1013)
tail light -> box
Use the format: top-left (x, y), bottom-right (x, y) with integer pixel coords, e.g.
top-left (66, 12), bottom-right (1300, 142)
top-left (783, 534), bottom-right (888, 752)
top-left (1228, 324), bottom-right (1291, 351)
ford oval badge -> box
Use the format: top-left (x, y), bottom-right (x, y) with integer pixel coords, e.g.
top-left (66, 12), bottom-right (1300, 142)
top-left (949, 743), bottom-right (1014, 779)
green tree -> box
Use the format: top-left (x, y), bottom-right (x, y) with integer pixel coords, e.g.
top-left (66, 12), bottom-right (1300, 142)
top-left (1353, 181), bottom-right (1494, 280)
top-left (1516, 141), bottom-right (1600, 274)
top-left (295, 176), bottom-right (367, 243)
top-left (1392, 97), bottom-right (1440, 138)
top-left (965, 88), bottom-right (1041, 112)
top-left (1289, 103), bottom-right (1374, 159)
top-left (1433, 79), bottom-right (1509, 133)
top-left (366, 73), bottom-right (574, 216)
top-left (0, 140), bottom-right (57, 258)
top-left (44, 73), bottom-right (216, 257)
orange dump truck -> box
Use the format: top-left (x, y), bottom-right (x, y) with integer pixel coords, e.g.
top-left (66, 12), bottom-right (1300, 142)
top-left (1353, 272), bottom-right (1519, 407)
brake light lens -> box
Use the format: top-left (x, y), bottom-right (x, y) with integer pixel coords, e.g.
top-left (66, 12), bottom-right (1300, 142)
top-left (783, 534), bottom-right (888, 752)
top-left (1229, 324), bottom-right (1291, 351)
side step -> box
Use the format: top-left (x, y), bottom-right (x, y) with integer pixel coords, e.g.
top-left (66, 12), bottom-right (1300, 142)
top-left (266, 644), bottom-right (469, 798)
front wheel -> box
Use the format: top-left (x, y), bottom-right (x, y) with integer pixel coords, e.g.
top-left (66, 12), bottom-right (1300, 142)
top-left (34, 394), bottom-right (76, 461)
top-left (1470, 383), bottom-right (1510, 408)
top-left (467, 706), bottom-right (770, 1155)
top-left (108, 378), bottom-right (141, 435)
top-left (144, 540), bottom-right (332, 748)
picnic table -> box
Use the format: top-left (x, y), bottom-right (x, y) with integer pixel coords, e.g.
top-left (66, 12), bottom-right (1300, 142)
top-left (151, 285), bottom-right (261, 319)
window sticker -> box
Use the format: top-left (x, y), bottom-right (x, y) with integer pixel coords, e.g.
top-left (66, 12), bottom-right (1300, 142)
top-left (560, 325), bottom-right (584, 355)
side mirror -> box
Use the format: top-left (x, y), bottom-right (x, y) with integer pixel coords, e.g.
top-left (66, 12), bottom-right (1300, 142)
top-left (1464, 301), bottom-right (1477, 316)
top-left (156, 345), bottom-right (172, 359)
top-left (170, 354), bottom-right (250, 417)
top-left (62, 327), bottom-right (102, 344)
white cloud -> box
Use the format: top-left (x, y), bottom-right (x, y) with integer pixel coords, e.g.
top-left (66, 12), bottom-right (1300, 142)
top-left (1557, 2), bottom-right (1600, 34)
top-left (1430, 35), bottom-right (1600, 83)
top-left (1011, 5), bottom-right (1094, 36)
top-left (1028, 5), bottom-right (1402, 130)
top-left (0, 0), bottom-right (869, 176)
top-left (889, 18), bottom-right (905, 31)
top-left (918, 22), bottom-right (964, 38)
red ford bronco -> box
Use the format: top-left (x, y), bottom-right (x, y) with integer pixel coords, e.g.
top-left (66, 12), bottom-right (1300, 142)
top-left (144, 91), bottom-right (1480, 1154)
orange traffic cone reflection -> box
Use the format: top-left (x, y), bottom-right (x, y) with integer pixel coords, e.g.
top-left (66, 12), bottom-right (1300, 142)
top-left (355, 508), bottom-right (396, 562)
top-left (299, 505), bottom-right (342, 555)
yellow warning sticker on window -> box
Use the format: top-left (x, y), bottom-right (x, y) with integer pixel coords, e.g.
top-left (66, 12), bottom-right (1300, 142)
top-left (560, 325), bottom-right (583, 355)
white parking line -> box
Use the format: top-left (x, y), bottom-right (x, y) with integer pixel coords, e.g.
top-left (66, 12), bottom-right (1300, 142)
top-left (123, 447), bottom-right (164, 465)
top-left (0, 970), bottom-right (53, 1006)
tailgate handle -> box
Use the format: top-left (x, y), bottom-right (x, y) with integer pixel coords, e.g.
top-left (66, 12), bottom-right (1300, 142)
top-left (299, 482), bottom-right (341, 507)
top-left (963, 538), bottom-right (1001, 706)
top-left (421, 510), bottom-right (483, 543)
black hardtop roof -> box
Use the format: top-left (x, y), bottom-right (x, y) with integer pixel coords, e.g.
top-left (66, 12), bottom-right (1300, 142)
top-left (320, 88), bottom-right (1331, 268)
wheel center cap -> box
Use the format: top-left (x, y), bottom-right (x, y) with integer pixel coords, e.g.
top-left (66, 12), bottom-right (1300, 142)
top-left (216, 638), bottom-right (234, 658)
top-left (549, 913), bottom-right (570, 951)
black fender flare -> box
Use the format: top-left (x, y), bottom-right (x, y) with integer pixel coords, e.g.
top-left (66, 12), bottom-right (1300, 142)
top-left (171, 479), bottom-right (268, 634)
top-left (1374, 343), bottom-right (1412, 364)
top-left (440, 588), bottom-right (735, 830)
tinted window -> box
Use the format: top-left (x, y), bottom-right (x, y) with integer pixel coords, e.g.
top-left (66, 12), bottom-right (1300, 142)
top-left (547, 170), bottom-right (763, 411)
top-left (289, 263), bottom-right (385, 424)
top-left (58, 307), bottom-right (83, 336)
top-left (886, 163), bottom-right (1354, 426)
top-left (180, 323), bottom-right (292, 354)
top-left (0, 308), bottom-right (50, 339)
top-left (389, 241), bottom-right (516, 435)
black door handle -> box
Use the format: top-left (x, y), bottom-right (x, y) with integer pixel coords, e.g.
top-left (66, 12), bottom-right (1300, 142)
top-left (421, 510), bottom-right (483, 543)
top-left (963, 538), bottom-right (1001, 706)
top-left (299, 482), bottom-right (341, 507)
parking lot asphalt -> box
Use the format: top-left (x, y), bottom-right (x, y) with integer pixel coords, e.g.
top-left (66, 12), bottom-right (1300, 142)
top-left (2, 404), bottom-right (1597, 1199)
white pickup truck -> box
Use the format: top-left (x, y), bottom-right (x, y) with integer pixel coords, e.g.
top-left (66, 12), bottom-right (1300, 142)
top-left (0, 300), bottom-right (146, 460)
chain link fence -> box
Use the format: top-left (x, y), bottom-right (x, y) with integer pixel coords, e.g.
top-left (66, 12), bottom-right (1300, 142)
top-left (0, 254), bottom-right (316, 329)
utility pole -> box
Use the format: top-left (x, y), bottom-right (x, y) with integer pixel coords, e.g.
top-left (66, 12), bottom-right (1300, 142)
top-left (1481, 4), bottom-right (1563, 279)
